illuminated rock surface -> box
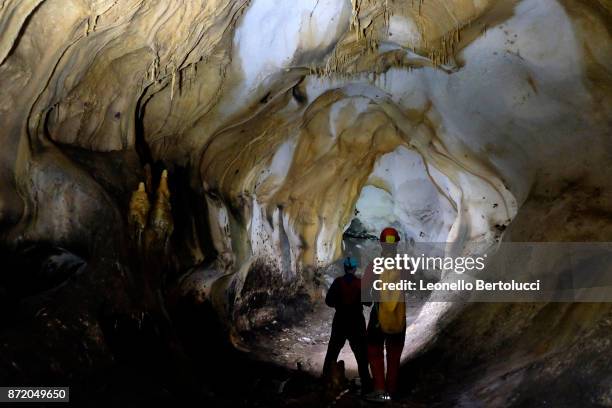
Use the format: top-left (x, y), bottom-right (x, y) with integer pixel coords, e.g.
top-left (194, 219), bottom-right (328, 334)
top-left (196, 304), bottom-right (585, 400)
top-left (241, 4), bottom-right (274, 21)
top-left (0, 0), bottom-right (610, 405)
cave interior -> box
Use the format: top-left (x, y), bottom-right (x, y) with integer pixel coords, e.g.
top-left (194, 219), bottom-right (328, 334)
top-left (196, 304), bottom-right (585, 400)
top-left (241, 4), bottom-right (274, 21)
top-left (0, 0), bottom-right (611, 406)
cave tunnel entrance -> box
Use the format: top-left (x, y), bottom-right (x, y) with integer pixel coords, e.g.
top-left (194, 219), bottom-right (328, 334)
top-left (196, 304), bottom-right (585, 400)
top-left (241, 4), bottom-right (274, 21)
top-left (242, 146), bottom-right (459, 380)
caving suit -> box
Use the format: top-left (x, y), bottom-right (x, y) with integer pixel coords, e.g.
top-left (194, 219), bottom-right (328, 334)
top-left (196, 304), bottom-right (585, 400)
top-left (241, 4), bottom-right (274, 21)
top-left (362, 262), bottom-right (407, 396)
top-left (323, 272), bottom-right (372, 388)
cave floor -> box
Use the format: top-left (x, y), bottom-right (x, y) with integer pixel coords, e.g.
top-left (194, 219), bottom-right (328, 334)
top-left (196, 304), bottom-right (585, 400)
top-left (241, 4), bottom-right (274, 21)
top-left (232, 299), bottom-right (426, 407)
top-left (246, 300), bottom-right (424, 379)
top-left (240, 290), bottom-right (426, 407)
top-left (166, 291), bottom-right (430, 408)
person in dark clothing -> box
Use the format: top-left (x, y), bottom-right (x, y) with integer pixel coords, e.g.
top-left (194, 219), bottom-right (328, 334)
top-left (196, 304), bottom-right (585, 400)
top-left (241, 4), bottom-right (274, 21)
top-left (322, 257), bottom-right (372, 391)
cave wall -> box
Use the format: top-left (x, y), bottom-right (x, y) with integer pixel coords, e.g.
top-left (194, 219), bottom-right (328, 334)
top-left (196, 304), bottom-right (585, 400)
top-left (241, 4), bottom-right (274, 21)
top-left (0, 0), bottom-right (611, 402)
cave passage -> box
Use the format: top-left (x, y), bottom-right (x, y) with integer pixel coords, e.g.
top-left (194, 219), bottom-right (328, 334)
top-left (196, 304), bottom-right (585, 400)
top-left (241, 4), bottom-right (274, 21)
top-left (0, 0), bottom-right (611, 406)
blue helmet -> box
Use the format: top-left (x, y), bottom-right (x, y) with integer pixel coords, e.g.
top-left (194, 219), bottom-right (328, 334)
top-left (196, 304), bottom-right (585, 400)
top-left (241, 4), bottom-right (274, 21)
top-left (343, 256), bottom-right (359, 270)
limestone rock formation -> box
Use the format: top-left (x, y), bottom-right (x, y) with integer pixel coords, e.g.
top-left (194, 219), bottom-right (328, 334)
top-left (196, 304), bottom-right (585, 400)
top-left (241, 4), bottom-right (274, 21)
top-left (0, 0), bottom-right (610, 405)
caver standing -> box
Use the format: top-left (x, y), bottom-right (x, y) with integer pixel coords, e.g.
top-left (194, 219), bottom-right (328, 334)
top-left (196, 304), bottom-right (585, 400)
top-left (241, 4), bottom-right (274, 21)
top-left (362, 227), bottom-right (407, 402)
top-left (322, 256), bottom-right (372, 393)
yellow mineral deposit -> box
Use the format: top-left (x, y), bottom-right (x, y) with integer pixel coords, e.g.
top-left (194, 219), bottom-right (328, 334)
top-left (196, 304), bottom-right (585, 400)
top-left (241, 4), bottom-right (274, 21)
top-left (0, 1), bottom-right (610, 404)
top-left (129, 181), bottom-right (151, 247)
top-left (149, 169), bottom-right (174, 251)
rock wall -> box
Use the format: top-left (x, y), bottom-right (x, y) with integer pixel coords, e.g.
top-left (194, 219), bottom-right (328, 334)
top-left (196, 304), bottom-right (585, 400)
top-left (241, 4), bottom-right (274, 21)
top-left (0, 0), bottom-right (610, 402)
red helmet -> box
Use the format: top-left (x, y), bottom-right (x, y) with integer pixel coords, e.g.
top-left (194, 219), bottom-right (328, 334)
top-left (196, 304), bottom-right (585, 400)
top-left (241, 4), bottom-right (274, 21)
top-left (380, 227), bottom-right (400, 243)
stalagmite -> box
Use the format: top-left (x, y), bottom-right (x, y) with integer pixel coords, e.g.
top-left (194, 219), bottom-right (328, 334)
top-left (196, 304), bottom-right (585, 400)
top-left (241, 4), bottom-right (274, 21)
top-left (128, 181), bottom-right (150, 248)
top-left (148, 169), bottom-right (174, 252)
top-left (0, 0), bottom-right (610, 405)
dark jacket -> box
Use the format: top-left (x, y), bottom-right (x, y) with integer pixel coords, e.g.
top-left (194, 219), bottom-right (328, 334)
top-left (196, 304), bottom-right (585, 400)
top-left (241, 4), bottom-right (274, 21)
top-left (325, 273), bottom-right (363, 315)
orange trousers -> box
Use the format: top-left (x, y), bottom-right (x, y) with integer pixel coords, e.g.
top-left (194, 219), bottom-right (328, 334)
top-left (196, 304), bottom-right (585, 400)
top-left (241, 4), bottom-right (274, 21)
top-left (367, 324), bottom-right (405, 395)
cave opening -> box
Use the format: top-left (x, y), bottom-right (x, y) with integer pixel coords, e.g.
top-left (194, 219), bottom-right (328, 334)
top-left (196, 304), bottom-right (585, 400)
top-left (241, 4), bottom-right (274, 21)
top-left (1, 0), bottom-right (611, 406)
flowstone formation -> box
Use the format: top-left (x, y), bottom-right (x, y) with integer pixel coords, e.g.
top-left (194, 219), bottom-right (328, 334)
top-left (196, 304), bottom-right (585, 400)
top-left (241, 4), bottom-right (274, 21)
top-left (0, 0), bottom-right (611, 405)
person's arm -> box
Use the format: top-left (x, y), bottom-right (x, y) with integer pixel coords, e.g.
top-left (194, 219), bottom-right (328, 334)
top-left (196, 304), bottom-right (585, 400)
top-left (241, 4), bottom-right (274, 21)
top-left (325, 278), bottom-right (339, 308)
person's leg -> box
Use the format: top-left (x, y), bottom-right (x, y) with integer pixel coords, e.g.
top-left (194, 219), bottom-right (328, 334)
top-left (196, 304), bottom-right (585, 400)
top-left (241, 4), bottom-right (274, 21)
top-left (323, 316), bottom-right (346, 377)
top-left (367, 324), bottom-right (386, 392)
top-left (384, 330), bottom-right (406, 396)
top-left (347, 315), bottom-right (371, 391)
